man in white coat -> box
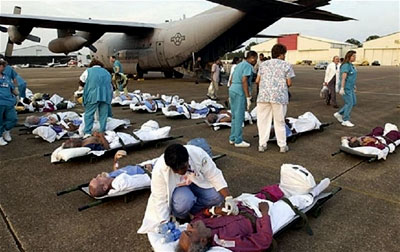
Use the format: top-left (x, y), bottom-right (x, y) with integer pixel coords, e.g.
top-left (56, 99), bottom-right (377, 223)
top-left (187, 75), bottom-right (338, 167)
top-left (323, 56), bottom-right (341, 108)
top-left (138, 143), bottom-right (237, 234)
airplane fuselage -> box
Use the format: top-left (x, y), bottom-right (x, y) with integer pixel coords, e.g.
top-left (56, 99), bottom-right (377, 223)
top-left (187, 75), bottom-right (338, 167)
top-left (93, 6), bottom-right (246, 74)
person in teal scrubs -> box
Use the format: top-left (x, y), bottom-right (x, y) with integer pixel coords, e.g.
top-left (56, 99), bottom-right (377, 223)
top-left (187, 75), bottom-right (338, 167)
top-left (110, 56), bottom-right (123, 74)
top-left (334, 50), bottom-right (357, 127)
top-left (0, 60), bottom-right (18, 146)
top-left (79, 59), bottom-right (112, 137)
top-left (229, 51), bottom-right (258, 148)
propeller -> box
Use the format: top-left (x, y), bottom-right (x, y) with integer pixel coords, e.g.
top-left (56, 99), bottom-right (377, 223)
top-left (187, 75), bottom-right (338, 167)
top-left (2, 6), bottom-right (41, 57)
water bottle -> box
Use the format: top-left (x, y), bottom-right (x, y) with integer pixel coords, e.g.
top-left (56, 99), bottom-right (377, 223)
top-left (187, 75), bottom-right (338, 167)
top-left (161, 229), bottom-right (182, 244)
top-left (156, 222), bottom-right (177, 234)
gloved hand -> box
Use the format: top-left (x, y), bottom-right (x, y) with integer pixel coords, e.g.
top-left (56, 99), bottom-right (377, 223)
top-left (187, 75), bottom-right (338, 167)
top-left (223, 196), bottom-right (239, 216)
top-left (339, 88), bottom-right (345, 96)
top-left (246, 97), bottom-right (252, 111)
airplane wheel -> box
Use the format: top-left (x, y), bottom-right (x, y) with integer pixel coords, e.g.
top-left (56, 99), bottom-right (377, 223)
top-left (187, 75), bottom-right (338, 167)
top-left (173, 70), bottom-right (184, 79)
top-left (164, 71), bottom-right (173, 78)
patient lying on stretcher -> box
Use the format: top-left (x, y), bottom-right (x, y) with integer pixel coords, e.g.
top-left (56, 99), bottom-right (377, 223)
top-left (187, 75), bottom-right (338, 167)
top-left (343, 125), bottom-right (400, 149)
top-left (63, 132), bottom-right (110, 150)
top-left (176, 164), bottom-right (331, 252)
top-left (25, 113), bottom-right (82, 132)
top-left (88, 151), bottom-right (155, 197)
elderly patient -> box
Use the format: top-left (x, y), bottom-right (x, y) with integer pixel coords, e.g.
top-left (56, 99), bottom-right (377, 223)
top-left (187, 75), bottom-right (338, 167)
top-left (344, 126), bottom-right (400, 149)
top-left (89, 151), bottom-right (154, 197)
top-left (63, 132), bottom-right (110, 150)
top-left (177, 178), bottom-right (330, 252)
top-left (25, 114), bottom-right (81, 132)
top-left (168, 105), bottom-right (210, 115)
top-left (206, 110), bottom-right (232, 124)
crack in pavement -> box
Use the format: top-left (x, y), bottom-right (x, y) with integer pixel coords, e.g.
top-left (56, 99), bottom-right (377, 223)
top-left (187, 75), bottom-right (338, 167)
top-left (0, 204), bottom-right (25, 252)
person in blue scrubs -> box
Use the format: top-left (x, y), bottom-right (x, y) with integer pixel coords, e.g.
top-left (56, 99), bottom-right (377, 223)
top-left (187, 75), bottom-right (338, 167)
top-left (79, 59), bottom-right (112, 137)
top-left (0, 60), bottom-right (18, 146)
top-left (229, 51), bottom-right (258, 148)
top-left (334, 50), bottom-right (357, 127)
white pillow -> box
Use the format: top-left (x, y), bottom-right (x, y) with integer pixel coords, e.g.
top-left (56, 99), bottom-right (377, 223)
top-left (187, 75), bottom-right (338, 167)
top-left (57, 147), bottom-right (91, 161)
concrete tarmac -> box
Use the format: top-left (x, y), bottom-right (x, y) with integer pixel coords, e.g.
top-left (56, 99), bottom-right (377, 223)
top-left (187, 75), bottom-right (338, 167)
top-left (0, 66), bottom-right (399, 252)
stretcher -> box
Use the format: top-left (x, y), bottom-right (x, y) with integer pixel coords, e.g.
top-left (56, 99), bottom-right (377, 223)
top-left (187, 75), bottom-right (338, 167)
top-left (49, 134), bottom-right (182, 164)
top-left (111, 92), bottom-right (144, 106)
top-left (162, 101), bottom-right (225, 120)
top-left (253, 111), bottom-right (331, 142)
top-left (202, 110), bottom-right (256, 131)
top-left (332, 137), bottom-right (400, 162)
top-left (130, 94), bottom-right (184, 113)
top-left (148, 186), bottom-right (342, 252)
top-left (56, 154), bottom-right (226, 211)
top-left (21, 116), bottom-right (131, 143)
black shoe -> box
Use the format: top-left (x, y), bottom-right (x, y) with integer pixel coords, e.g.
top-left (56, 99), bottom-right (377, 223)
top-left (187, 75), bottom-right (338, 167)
top-left (195, 81), bottom-right (199, 84)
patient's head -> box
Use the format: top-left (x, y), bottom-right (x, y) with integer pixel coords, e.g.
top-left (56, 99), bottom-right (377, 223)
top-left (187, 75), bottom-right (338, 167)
top-left (168, 105), bottom-right (178, 112)
top-left (25, 116), bottom-right (41, 125)
top-left (206, 113), bottom-right (218, 124)
top-left (177, 221), bottom-right (212, 252)
top-left (348, 137), bottom-right (361, 147)
top-left (63, 138), bottom-right (83, 148)
top-left (89, 174), bottom-right (114, 197)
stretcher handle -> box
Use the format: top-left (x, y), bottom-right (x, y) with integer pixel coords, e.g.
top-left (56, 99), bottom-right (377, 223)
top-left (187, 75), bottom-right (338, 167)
top-left (212, 154), bottom-right (226, 161)
top-left (57, 183), bottom-right (89, 196)
top-left (78, 200), bottom-right (104, 211)
top-left (331, 150), bottom-right (342, 156)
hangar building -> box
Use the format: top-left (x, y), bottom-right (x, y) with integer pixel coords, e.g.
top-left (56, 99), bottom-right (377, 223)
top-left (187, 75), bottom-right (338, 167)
top-left (356, 32), bottom-right (400, 66)
top-left (251, 33), bottom-right (356, 64)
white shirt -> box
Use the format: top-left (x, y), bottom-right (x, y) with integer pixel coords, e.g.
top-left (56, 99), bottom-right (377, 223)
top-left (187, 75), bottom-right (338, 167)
top-left (79, 65), bottom-right (101, 83)
top-left (138, 145), bottom-right (228, 234)
top-left (324, 62), bottom-right (340, 84)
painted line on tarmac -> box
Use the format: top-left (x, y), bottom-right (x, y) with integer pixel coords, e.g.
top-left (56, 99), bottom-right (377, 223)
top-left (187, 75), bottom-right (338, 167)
top-left (295, 87), bottom-right (400, 96)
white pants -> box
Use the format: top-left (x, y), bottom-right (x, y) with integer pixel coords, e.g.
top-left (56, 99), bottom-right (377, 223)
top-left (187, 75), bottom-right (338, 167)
top-left (257, 102), bottom-right (287, 148)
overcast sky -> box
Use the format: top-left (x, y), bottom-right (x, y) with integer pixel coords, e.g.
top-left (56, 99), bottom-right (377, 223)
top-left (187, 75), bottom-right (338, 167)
top-left (0, 0), bottom-right (399, 53)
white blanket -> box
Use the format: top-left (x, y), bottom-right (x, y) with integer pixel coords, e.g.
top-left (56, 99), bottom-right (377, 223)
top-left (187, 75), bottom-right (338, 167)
top-left (287, 112), bottom-right (321, 133)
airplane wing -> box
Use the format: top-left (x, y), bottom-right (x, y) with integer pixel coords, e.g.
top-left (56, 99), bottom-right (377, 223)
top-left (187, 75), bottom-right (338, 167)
top-left (207, 0), bottom-right (353, 21)
top-left (0, 14), bottom-right (156, 33)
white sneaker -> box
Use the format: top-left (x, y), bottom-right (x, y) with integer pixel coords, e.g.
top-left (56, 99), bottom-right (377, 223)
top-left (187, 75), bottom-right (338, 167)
top-left (83, 133), bottom-right (92, 139)
top-left (280, 146), bottom-right (289, 153)
top-left (258, 145), bottom-right (267, 152)
top-left (341, 121), bottom-right (355, 127)
top-left (0, 137), bottom-right (7, 146)
top-left (229, 140), bottom-right (234, 145)
top-left (2, 131), bottom-right (11, 142)
top-left (235, 141), bottom-right (250, 148)
top-left (333, 112), bottom-right (343, 123)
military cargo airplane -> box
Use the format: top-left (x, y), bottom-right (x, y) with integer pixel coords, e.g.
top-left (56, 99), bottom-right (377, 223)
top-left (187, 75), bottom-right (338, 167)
top-left (0, 0), bottom-right (352, 78)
